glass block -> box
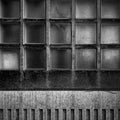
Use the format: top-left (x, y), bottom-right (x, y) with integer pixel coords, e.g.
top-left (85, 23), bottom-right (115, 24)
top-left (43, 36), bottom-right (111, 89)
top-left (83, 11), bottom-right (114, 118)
top-left (101, 49), bottom-right (120, 69)
top-left (0, 0), bottom-right (20, 18)
top-left (50, 49), bottom-right (72, 69)
top-left (0, 49), bottom-right (19, 70)
top-left (102, 0), bottom-right (120, 18)
top-left (50, 23), bottom-right (71, 44)
top-left (24, 0), bottom-right (45, 18)
top-left (76, 49), bottom-right (96, 69)
top-left (76, 23), bottom-right (96, 44)
top-left (25, 48), bottom-right (46, 69)
top-left (0, 23), bottom-right (20, 43)
top-left (50, 0), bottom-right (71, 18)
top-left (101, 24), bottom-right (120, 44)
top-left (24, 22), bottom-right (45, 43)
top-left (76, 0), bottom-right (96, 19)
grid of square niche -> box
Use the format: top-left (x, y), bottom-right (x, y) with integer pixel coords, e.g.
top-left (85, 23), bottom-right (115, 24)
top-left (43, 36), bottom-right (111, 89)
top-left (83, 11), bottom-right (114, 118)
top-left (0, 0), bottom-right (120, 71)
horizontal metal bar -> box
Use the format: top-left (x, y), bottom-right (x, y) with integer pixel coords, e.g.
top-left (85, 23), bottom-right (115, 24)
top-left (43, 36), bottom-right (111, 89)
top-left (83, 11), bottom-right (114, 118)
top-left (74, 69), bottom-right (98, 72)
top-left (0, 19), bottom-right (21, 23)
top-left (102, 19), bottom-right (120, 23)
top-left (75, 45), bottom-right (97, 49)
top-left (24, 45), bottom-right (46, 49)
top-left (23, 43), bottom-right (46, 46)
top-left (76, 19), bottom-right (97, 23)
top-left (50, 46), bottom-right (72, 49)
top-left (0, 44), bottom-right (20, 48)
top-left (23, 19), bottom-right (46, 22)
top-left (23, 68), bottom-right (46, 71)
top-left (50, 19), bottom-right (72, 22)
top-left (101, 44), bottom-right (120, 48)
top-left (100, 69), bottom-right (120, 71)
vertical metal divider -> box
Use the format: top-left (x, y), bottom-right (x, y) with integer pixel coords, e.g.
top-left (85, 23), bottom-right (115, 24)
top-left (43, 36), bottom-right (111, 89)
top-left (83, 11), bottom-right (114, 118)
top-left (20, 0), bottom-right (24, 86)
top-left (97, 0), bottom-right (101, 88)
top-left (0, 21), bottom-right (2, 69)
top-left (46, 0), bottom-right (50, 88)
top-left (71, 0), bottom-right (76, 88)
top-left (0, 1), bottom-right (1, 18)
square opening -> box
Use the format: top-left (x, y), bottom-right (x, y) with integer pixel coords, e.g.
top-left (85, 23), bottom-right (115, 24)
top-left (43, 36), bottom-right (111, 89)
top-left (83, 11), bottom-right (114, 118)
top-left (101, 49), bottom-right (120, 69)
top-left (76, 23), bottom-right (96, 44)
top-left (0, 0), bottom-right (20, 18)
top-left (24, 22), bottom-right (45, 44)
top-left (76, 0), bottom-right (96, 19)
top-left (50, 0), bottom-right (71, 18)
top-left (24, 0), bottom-right (45, 18)
top-left (50, 23), bottom-right (71, 44)
top-left (75, 49), bottom-right (96, 69)
top-left (102, 0), bottom-right (120, 18)
top-left (0, 48), bottom-right (19, 70)
top-left (25, 48), bottom-right (46, 69)
top-left (50, 49), bottom-right (72, 69)
top-left (0, 23), bottom-right (20, 44)
top-left (101, 24), bottom-right (120, 44)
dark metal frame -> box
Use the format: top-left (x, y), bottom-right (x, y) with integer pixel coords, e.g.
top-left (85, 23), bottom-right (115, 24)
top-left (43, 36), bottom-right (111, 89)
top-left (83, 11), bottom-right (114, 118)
top-left (0, 0), bottom-right (120, 90)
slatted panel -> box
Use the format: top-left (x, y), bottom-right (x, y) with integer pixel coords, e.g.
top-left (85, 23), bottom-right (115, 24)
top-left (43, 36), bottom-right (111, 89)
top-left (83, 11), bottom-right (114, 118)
top-left (0, 91), bottom-right (119, 120)
top-left (0, 108), bottom-right (120, 120)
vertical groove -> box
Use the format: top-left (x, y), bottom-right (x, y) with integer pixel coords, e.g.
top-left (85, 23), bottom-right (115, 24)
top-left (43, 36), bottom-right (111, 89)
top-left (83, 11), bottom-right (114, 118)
top-left (55, 109), bottom-right (59, 120)
top-left (71, 109), bottom-right (74, 120)
top-left (20, 0), bottom-right (24, 83)
top-left (47, 109), bottom-right (51, 120)
top-left (8, 109), bottom-right (12, 120)
top-left (24, 109), bottom-right (27, 120)
top-left (63, 109), bottom-right (67, 120)
top-left (86, 109), bottom-right (90, 120)
top-left (118, 109), bottom-right (120, 120)
top-left (16, 109), bottom-right (19, 120)
top-left (0, 109), bottom-right (3, 120)
top-left (31, 109), bottom-right (35, 120)
top-left (110, 109), bottom-right (114, 120)
top-left (39, 109), bottom-right (43, 120)
top-left (102, 109), bottom-right (106, 120)
top-left (79, 109), bottom-right (82, 120)
top-left (94, 109), bottom-right (98, 120)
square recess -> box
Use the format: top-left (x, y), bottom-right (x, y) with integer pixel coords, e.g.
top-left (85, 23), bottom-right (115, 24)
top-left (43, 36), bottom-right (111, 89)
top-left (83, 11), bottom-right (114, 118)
top-left (76, 0), bottom-right (96, 19)
top-left (76, 23), bottom-right (96, 44)
top-left (50, 23), bottom-right (71, 44)
top-left (50, 49), bottom-right (72, 69)
top-left (75, 49), bottom-right (96, 69)
top-left (102, 0), bottom-right (120, 18)
top-left (25, 48), bottom-right (46, 69)
top-left (24, 22), bottom-right (45, 44)
top-left (0, 48), bottom-right (19, 70)
top-left (101, 24), bottom-right (120, 44)
top-left (24, 0), bottom-right (45, 18)
top-left (0, 0), bottom-right (20, 18)
top-left (50, 0), bottom-right (71, 18)
top-left (101, 49), bottom-right (120, 69)
top-left (0, 22), bottom-right (20, 44)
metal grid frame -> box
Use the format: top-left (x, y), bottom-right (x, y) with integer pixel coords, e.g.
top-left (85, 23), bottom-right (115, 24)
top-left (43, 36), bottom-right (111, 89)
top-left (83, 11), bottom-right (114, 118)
top-left (0, 0), bottom-right (120, 90)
